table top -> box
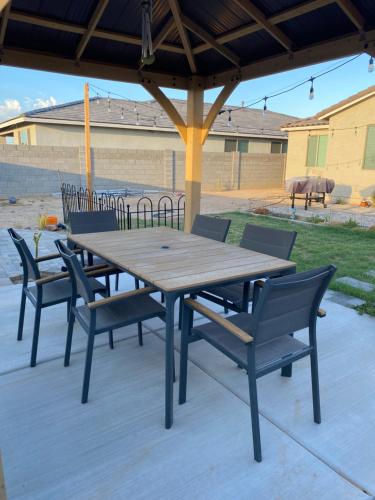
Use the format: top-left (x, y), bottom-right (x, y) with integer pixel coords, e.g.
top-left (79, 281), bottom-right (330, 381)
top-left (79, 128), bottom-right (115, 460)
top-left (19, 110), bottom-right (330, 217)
top-left (70, 227), bottom-right (295, 293)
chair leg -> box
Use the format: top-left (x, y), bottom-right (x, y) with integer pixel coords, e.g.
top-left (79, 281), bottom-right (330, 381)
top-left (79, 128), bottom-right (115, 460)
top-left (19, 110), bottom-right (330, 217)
top-left (30, 306), bottom-right (42, 367)
top-left (224, 300), bottom-right (229, 314)
top-left (81, 333), bottom-right (95, 404)
top-left (178, 296), bottom-right (183, 330)
top-left (247, 371), bottom-right (262, 462)
top-left (64, 312), bottom-right (75, 366)
top-left (281, 334), bottom-right (293, 377)
top-left (108, 331), bottom-right (114, 349)
top-left (115, 273), bottom-right (119, 291)
top-left (138, 322), bottom-right (143, 346)
top-left (17, 289), bottom-right (27, 341)
top-left (66, 299), bottom-right (71, 322)
top-left (161, 292), bottom-right (165, 303)
top-left (105, 275), bottom-right (111, 295)
top-left (135, 278), bottom-right (139, 289)
top-left (178, 307), bottom-right (191, 404)
top-left (310, 350), bottom-right (321, 424)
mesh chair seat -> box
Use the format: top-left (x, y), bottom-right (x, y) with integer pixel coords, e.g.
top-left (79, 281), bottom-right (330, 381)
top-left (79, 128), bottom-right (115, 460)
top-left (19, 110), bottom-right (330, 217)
top-left (192, 312), bottom-right (310, 372)
top-left (205, 283), bottom-right (253, 308)
top-left (75, 294), bottom-right (165, 334)
top-left (28, 277), bottom-right (106, 306)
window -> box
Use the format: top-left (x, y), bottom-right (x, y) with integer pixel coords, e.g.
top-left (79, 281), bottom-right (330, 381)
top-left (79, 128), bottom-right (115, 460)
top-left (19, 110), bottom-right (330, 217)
top-left (224, 139), bottom-right (236, 152)
top-left (224, 139), bottom-right (249, 153)
top-left (271, 141), bottom-right (282, 154)
top-left (19, 129), bottom-right (30, 145)
top-left (306, 135), bottom-right (328, 167)
top-left (364, 126), bottom-right (375, 169)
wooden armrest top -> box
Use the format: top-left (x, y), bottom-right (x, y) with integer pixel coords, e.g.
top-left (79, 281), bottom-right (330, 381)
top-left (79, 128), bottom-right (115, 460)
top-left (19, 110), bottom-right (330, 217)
top-left (85, 265), bottom-right (117, 278)
top-left (184, 298), bottom-right (253, 344)
top-left (254, 280), bottom-right (265, 288)
top-left (87, 286), bottom-right (156, 310)
top-left (35, 272), bottom-right (69, 285)
top-left (35, 248), bottom-right (82, 263)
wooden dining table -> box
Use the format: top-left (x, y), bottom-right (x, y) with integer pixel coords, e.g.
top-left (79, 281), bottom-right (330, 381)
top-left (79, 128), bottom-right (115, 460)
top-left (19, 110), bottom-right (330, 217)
top-left (70, 226), bottom-right (296, 429)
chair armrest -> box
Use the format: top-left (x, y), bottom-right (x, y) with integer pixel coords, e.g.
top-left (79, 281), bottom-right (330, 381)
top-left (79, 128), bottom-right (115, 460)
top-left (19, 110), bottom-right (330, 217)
top-left (184, 298), bottom-right (253, 344)
top-left (35, 248), bottom-right (83, 263)
top-left (254, 280), bottom-right (265, 288)
top-left (317, 308), bottom-right (326, 318)
top-left (85, 265), bottom-right (118, 278)
top-left (35, 272), bottom-right (69, 285)
top-left (87, 286), bottom-right (157, 310)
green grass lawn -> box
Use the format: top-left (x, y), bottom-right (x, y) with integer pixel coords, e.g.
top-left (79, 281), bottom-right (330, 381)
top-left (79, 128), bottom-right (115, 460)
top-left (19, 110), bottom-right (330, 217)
top-left (219, 212), bottom-right (375, 316)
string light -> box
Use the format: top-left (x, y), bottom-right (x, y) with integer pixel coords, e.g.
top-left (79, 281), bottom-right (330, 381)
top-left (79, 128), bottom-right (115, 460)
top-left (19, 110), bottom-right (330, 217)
top-left (227, 109), bottom-right (232, 128)
top-left (121, 107), bottom-right (124, 119)
top-left (309, 77), bottom-right (315, 100)
top-left (153, 115), bottom-right (157, 127)
top-left (263, 97), bottom-right (268, 114)
top-left (368, 56), bottom-right (374, 73)
top-left (96, 93), bottom-right (100, 105)
top-left (107, 93), bottom-right (111, 112)
top-left (134, 102), bottom-right (137, 113)
top-left (136, 112), bottom-right (140, 126)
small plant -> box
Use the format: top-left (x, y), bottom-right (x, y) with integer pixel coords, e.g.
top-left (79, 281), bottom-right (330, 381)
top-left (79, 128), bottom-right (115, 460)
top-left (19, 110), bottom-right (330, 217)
top-left (38, 214), bottom-right (47, 230)
top-left (33, 231), bottom-right (42, 258)
top-left (342, 218), bottom-right (359, 228)
top-left (334, 197), bottom-right (346, 205)
top-left (253, 207), bottom-right (270, 215)
top-left (305, 215), bottom-right (328, 224)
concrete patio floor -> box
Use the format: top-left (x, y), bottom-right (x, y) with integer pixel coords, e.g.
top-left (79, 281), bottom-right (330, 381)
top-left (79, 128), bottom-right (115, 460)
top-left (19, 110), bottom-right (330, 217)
top-left (1, 274), bottom-right (375, 500)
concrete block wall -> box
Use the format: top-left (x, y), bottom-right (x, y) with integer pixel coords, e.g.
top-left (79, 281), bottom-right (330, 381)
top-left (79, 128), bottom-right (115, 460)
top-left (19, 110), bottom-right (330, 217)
top-left (0, 144), bottom-right (286, 196)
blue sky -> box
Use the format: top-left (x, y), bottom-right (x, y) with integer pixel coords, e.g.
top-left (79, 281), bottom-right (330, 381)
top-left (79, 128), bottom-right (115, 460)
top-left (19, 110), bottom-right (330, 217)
top-left (0, 52), bottom-right (373, 121)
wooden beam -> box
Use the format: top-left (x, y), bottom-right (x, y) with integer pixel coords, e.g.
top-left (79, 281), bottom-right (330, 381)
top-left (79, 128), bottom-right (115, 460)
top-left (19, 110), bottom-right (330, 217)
top-left (201, 78), bottom-right (240, 144)
top-left (184, 78), bottom-right (204, 232)
top-left (167, 0), bottom-right (196, 73)
top-left (205, 28), bottom-right (375, 89)
top-left (181, 13), bottom-right (240, 67)
top-left (0, 47), bottom-right (190, 89)
top-left (335, 0), bottom-right (364, 30)
top-left (84, 82), bottom-right (93, 196)
top-left (141, 79), bottom-right (187, 142)
top-left (75, 0), bottom-right (110, 62)
top-left (193, 0), bottom-right (335, 54)
top-left (232, 0), bottom-right (293, 50)
top-left (4, 10), bottom-right (185, 54)
top-left (0, 0), bottom-right (10, 11)
top-left (139, 16), bottom-right (175, 70)
top-left (154, 16), bottom-right (175, 51)
top-left (0, 0), bottom-right (10, 46)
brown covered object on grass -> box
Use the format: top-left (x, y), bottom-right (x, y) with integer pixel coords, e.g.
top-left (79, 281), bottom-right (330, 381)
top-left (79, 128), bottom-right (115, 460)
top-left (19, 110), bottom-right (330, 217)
top-left (285, 176), bottom-right (335, 194)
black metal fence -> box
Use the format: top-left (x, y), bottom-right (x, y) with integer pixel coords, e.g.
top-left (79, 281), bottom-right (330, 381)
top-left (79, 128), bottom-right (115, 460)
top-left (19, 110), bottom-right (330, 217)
top-left (61, 183), bottom-right (185, 230)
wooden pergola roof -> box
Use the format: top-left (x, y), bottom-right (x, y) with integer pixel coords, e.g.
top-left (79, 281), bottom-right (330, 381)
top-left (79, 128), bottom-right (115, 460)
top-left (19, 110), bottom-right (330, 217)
top-left (0, 0), bottom-right (374, 231)
top-left (0, 0), bottom-right (374, 90)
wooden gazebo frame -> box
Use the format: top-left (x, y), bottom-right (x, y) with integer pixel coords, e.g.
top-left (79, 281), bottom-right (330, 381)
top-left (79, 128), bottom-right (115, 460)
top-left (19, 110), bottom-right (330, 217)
top-left (0, 0), bottom-right (374, 230)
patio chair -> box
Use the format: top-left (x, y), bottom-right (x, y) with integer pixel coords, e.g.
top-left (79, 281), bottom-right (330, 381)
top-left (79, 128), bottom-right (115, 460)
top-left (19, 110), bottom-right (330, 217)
top-left (8, 228), bottom-right (115, 367)
top-left (179, 265), bottom-right (336, 462)
top-left (176, 214), bottom-right (231, 327)
top-left (191, 214), bottom-right (231, 242)
top-left (55, 240), bottom-right (166, 404)
top-left (68, 210), bottom-right (121, 290)
top-left (198, 224), bottom-right (297, 313)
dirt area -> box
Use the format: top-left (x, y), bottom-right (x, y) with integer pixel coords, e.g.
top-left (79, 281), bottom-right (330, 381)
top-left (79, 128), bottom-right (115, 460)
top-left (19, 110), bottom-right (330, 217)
top-left (1, 189), bottom-right (375, 229)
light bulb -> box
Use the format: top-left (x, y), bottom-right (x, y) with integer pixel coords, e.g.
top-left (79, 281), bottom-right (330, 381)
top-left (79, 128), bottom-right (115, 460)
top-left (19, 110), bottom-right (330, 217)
top-left (227, 110), bottom-right (232, 128)
top-left (121, 107), bottom-right (124, 119)
top-left (309, 78), bottom-right (315, 100)
top-left (96, 94), bottom-right (100, 105)
top-left (263, 97), bottom-right (267, 115)
top-left (369, 56), bottom-right (374, 73)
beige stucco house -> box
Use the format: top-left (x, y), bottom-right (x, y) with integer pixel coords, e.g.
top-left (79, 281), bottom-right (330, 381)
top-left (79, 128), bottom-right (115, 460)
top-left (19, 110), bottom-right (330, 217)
top-left (0, 98), bottom-right (294, 154)
top-left (282, 85), bottom-right (375, 203)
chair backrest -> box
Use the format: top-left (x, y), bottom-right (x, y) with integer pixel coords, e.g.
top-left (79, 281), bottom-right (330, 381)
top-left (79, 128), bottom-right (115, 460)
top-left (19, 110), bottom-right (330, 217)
top-left (252, 265), bottom-right (336, 345)
top-left (69, 210), bottom-right (118, 234)
top-left (55, 239), bottom-right (94, 304)
top-left (8, 228), bottom-right (41, 283)
top-left (240, 224), bottom-right (297, 260)
top-left (191, 215), bottom-right (231, 242)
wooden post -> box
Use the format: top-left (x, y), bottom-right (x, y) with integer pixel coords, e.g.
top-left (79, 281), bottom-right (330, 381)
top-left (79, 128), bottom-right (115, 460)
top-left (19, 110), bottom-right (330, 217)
top-left (184, 79), bottom-right (204, 233)
top-left (84, 82), bottom-right (93, 196)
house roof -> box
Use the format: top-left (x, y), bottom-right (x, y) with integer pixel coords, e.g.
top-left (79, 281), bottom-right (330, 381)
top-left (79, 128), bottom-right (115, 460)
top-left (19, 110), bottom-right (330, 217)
top-left (1, 1), bottom-right (375, 90)
top-left (0, 98), bottom-right (297, 139)
top-left (281, 85), bottom-right (375, 130)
